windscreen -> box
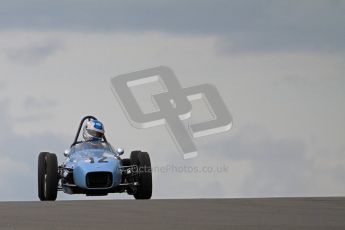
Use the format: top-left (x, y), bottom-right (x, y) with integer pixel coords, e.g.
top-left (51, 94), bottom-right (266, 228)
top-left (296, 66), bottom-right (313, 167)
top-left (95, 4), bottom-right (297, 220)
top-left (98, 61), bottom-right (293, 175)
top-left (69, 142), bottom-right (115, 160)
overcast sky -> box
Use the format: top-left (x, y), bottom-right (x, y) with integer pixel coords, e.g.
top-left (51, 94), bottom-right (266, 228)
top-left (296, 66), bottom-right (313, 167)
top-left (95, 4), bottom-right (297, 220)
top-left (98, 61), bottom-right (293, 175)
top-left (0, 0), bottom-right (344, 201)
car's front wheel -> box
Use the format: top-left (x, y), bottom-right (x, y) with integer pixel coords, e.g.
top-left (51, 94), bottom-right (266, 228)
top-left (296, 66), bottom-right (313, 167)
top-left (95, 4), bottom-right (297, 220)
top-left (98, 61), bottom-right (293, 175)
top-left (131, 151), bottom-right (152, 199)
top-left (37, 152), bottom-right (58, 201)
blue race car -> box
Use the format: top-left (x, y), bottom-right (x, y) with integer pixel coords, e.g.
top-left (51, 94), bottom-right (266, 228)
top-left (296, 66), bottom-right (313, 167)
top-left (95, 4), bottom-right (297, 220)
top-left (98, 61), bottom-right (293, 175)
top-left (37, 115), bottom-right (152, 201)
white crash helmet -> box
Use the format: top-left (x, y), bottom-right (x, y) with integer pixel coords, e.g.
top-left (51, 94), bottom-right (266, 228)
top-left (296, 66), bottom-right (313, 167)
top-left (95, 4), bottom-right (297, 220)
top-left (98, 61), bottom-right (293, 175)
top-left (82, 119), bottom-right (105, 141)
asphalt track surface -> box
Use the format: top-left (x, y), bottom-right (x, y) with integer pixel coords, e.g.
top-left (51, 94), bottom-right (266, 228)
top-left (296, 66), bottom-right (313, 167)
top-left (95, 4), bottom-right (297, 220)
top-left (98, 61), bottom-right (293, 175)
top-left (0, 197), bottom-right (344, 230)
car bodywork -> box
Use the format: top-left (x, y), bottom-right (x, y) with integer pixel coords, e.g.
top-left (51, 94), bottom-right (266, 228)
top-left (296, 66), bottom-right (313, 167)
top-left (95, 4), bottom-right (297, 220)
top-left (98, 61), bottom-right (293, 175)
top-left (60, 142), bottom-right (126, 195)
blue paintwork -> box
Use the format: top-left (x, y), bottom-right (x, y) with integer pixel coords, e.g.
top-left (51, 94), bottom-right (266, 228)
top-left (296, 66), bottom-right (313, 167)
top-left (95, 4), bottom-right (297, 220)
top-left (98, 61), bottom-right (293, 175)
top-left (64, 141), bottom-right (122, 190)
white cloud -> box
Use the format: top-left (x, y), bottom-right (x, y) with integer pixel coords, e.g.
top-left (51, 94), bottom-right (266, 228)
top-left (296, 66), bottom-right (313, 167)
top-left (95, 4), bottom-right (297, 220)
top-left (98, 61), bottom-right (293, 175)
top-left (0, 28), bottom-right (344, 200)
top-left (0, 157), bottom-right (30, 176)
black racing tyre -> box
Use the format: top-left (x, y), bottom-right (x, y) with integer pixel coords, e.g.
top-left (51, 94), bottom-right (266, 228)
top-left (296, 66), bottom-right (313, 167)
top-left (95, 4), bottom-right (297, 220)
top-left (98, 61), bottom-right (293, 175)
top-left (133, 151), bottom-right (152, 199)
top-left (128, 151), bottom-right (141, 195)
top-left (130, 151), bottom-right (140, 166)
top-left (38, 152), bottom-right (49, 201)
top-left (38, 152), bottom-right (58, 201)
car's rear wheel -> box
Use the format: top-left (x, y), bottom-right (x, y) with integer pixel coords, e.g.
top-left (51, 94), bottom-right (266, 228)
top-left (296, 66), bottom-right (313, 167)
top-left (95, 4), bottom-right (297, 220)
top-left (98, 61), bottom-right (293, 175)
top-left (131, 151), bottom-right (152, 199)
top-left (130, 151), bottom-right (140, 166)
top-left (38, 152), bottom-right (58, 201)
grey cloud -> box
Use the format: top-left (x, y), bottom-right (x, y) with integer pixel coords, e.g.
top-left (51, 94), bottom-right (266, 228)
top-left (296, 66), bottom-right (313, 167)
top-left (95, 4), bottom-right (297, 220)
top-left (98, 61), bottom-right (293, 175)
top-left (15, 113), bottom-right (53, 123)
top-left (150, 149), bottom-right (230, 198)
top-left (149, 124), bottom-right (310, 198)
top-left (23, 96), bottom-right (58, 110)
top-left (0, 1), bottom-right (344, 53)
top-left (0, 100), bottom-right (70, 201)
top-left (13, 96), bottom-right (59, 123)
top-left (0, 82), bottom-right (7, 90)
top-left (4, 42), bottom-right (62, 64)
top-left (200, 125), bottom-right (345, 197)
top-left (0, 100), bottom-right (12, 131)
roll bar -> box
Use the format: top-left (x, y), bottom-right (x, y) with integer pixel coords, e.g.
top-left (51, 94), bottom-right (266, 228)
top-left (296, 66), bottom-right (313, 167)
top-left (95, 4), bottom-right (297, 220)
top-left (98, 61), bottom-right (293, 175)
top-left (71, 115), bottom-right (107, 147)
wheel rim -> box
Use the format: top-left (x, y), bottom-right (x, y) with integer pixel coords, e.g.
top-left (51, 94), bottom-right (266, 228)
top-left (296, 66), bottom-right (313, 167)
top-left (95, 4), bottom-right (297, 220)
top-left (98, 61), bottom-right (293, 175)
top-left (44, 173), bottom-right (47, 198)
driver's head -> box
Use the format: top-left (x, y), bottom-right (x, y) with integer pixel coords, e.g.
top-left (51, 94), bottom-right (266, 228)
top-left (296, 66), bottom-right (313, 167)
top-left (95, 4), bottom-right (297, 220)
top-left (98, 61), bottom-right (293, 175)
top-left (82, 119), bottom-right (105, 141)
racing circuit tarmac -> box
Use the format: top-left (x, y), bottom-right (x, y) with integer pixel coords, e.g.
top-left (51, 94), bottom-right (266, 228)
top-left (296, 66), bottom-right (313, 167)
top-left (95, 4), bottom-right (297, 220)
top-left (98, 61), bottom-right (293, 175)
top-left (0, 197), bottom-right (344, 230)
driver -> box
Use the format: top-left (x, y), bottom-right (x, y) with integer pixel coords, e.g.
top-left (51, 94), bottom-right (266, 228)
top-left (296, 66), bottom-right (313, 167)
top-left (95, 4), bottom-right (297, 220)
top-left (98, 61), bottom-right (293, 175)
top-left (82, 119), bottom-right (105, 141)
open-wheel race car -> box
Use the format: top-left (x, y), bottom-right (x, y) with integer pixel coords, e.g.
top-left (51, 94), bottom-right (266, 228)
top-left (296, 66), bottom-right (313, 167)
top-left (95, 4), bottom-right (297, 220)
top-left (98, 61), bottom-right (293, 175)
top-left (37, 115), bottom-right (152, 201)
